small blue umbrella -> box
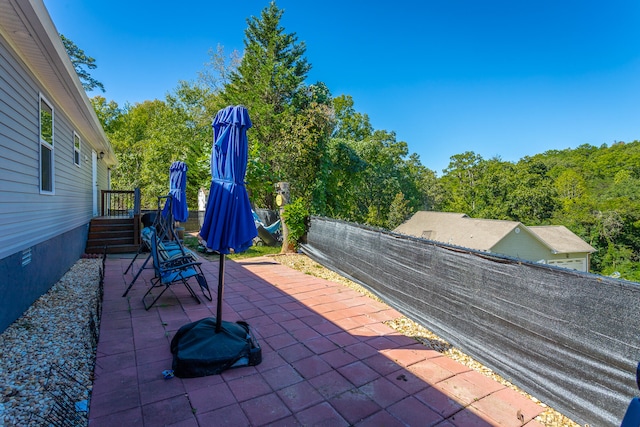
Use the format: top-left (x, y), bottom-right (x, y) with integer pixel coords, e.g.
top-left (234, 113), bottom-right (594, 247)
top-left (162, 161), bottom-right (189, 223)
top-left (199, 105), bottom-right (257, 332)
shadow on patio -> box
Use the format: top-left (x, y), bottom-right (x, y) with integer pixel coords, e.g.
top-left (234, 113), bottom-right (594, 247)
top-left (89, 254), bottom-right (545, 426)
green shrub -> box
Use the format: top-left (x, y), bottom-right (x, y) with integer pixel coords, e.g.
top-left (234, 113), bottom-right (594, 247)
top-left (282, 198), bottom-right (309, 248)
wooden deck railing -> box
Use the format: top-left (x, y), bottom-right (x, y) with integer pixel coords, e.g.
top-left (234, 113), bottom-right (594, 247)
top-left (99, 189), bottom-right (141, 246)
top-left (100, 189), bottom-right (141, 217)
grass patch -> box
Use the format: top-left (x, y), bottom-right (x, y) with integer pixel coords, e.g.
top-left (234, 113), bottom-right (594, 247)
top-left (183, 235), bottom-right (281, 260)
top-left (228, 245), bottom-right (282, 260)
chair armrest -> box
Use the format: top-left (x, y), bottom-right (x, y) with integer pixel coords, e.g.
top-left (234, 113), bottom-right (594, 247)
top-left (158, 247), bottom-right (197, 262)
top-left (160, 256), bottom-right (202, 270)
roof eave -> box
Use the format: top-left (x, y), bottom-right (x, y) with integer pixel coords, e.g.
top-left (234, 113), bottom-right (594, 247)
top-left (2, 0), bottom-right (116, 166)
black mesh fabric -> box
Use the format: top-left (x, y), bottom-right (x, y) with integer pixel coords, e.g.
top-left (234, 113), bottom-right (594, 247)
top-left (302, 216), bottom-right (640, 426)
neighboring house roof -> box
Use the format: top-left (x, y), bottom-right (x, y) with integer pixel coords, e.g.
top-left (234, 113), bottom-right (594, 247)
top-left (0, 0), bottom-right (115, 165)
top-left (528, 225), bottom-right (596, 254)
top-left (394, 211), bottom-right (596, 254)
top-left (393, 211), bottom-right (519, 251)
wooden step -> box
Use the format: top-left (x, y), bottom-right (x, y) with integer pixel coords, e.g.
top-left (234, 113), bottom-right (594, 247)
top-left (88, 229), bottom-right (134, 240)
top-left (89, 223), bottom-right (133, 233)
top-left (86, 216), bottom-right (139, 254)
top-left (87, 235), bottom-right (135, 248)
top-left (90, 216), bottom-right (135, 225)
top-left (85, 244), bottom-right (139, 254)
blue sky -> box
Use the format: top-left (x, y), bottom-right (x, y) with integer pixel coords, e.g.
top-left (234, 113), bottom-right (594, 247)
top-left (44, 1), bottom-right (640, 174)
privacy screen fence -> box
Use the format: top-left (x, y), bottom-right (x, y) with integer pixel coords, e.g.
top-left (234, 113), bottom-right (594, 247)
top-left (302, 216), bottom-right (640, 427)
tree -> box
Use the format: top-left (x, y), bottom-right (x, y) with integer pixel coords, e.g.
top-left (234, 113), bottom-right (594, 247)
top-left (321, 138), bottom-right (368, 220)
top-left (439, 151), bottom-right (485, 214)
top-left (555, 169), bottom-right (586, 202)
top-left (313, 95), bottom-right (435, 228)
top-left (165, 81), bottom-right (224, 203)
top-left (91, 96), bottom-right (122, 133)
top-left (198, 44), bottom-right (241, 92)
top-left (506, 158), bottom-right (559, 224)
top-left (275, 99), bottom-right (333, 211)
top-left (353, 131), bottom-right (404, 225)
top-left (99, 81), bottom-right (218, 210)
top-left (60, 34), bottom-right (105, 93)
top-left (330, 131), bottom-right (421, 227)
top-left (402, 153), bottom-right (440, 212)
top-left (222, 1), bottom-right (312, 208)
top-left (387, 192), bottom-right (412, 229)
top-left (473, 157), bottom-right (516, 219)
top-left (332, 95), bottom-right (373, 140)
top-left (106, 100), bottom-right (177, 207)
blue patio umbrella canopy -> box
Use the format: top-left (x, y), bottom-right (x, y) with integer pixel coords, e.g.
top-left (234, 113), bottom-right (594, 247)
top-left (170, 106), bottom-right (262, 377)
top-left (162, 161), bottom-right (189, 223)
top-left (200, 106), bottom-right (257, 253)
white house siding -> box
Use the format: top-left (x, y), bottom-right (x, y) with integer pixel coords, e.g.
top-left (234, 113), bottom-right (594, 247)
top-left (0, 30), bottom-right (109, 332)
top-left (547, 258), bottom-right (587, 271)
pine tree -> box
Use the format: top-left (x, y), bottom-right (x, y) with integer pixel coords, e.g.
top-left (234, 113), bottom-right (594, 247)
top-left (60, 34), bottom-right (105, 93)
top-left (222, 1), bottom-right (311, 207)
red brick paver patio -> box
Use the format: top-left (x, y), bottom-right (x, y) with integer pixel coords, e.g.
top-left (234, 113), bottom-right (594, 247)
top-left (89, 254), bottom-right (545, 426)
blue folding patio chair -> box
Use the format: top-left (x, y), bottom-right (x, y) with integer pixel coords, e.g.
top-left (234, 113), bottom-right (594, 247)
top-left (141, 226), bottom-right (212, 310)
top-left (123, 195), bottom-right (195, 297)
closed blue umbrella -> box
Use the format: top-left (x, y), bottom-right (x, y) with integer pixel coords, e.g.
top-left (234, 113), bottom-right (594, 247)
top-left (200, 106), bottom-right (256, 253)
top-left (171, 107), bottom-right (262, 377)
top-left (199, 105), bottom-right (257, 332)
top-left (162, 161), bottom-right (189, 223)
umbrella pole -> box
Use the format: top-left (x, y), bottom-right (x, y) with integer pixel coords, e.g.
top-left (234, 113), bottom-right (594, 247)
top-left (216, 253), bottom-right (225, 333)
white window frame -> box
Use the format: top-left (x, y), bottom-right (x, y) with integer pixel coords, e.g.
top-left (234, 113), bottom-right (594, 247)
top-left (547, 258), bottom-right (587, 272)
top-left (73, 131), bottom-right (81, 167)
top-left (39, 94), bottom-right (54, 194)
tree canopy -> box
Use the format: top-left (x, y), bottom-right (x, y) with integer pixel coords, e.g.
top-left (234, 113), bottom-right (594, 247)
top-left (91, 1), bottom-right (640, 281)
top-left (434, 143), bottom-right (640, 281)
top-left (221, 1), bottom-right (319, 208)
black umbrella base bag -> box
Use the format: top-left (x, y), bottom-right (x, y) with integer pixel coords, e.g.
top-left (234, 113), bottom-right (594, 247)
top-left (171, 317), bottom-right (261, 378)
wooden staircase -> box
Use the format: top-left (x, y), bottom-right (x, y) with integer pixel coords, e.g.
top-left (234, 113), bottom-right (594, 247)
top-left (85, 216), bottom-right (140, 254)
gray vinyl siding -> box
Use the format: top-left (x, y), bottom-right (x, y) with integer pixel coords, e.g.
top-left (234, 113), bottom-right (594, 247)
top-left (0, 36), bottom-right (105, 261)
top-left (97, 150), bottom-right (109, 210)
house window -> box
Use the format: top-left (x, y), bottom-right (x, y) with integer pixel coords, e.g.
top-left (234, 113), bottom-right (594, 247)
top-left (39, 95), bottom-right (54, 193)
top-left (73, 132), bottom-right (81, 167)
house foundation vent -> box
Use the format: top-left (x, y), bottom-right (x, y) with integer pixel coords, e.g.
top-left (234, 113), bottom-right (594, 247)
top-left (22, 248), bottom-right (32, 267)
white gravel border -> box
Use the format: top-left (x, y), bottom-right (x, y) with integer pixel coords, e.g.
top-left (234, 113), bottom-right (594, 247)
top-left (0, 257), bottom-right (102, 427)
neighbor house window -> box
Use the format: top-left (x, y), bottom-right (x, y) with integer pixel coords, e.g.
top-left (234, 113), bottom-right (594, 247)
top-left (73, 131), bottom-right (81, 167)
top-left (39, 95), bottom-right (54, 193)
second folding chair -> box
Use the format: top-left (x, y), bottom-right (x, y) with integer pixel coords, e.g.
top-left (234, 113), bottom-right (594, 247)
top-left (141, 226), bottom-right (212, 310)
top-left (123, 195), bottom-right (194, 297)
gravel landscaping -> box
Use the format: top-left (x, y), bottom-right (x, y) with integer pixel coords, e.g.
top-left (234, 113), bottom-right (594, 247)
top-left (0, 257), bottom-right (103, 427)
